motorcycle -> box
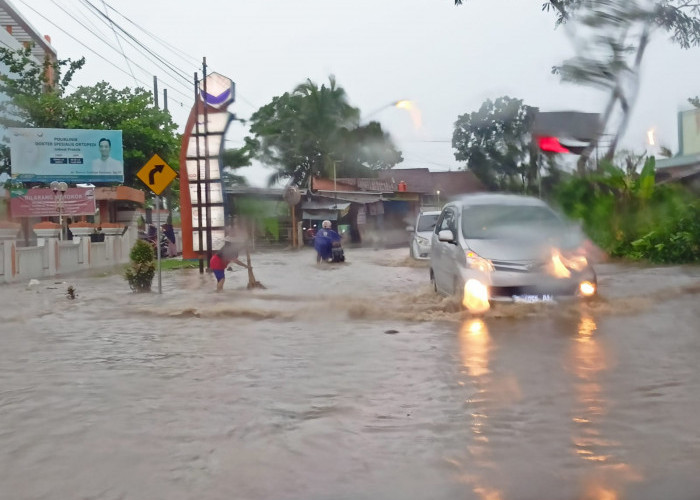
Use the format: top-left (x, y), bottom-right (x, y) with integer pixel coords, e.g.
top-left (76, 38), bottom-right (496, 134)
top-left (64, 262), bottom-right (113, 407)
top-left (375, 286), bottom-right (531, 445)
top-left (330, 241), bottom-right (345, 263)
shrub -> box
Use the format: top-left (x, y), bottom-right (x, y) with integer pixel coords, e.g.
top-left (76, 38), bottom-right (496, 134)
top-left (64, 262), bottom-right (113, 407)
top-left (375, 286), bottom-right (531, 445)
top-left (125, 239), bottom-right (155, 292)
top-left (552, 158), bottom-right (700, 264)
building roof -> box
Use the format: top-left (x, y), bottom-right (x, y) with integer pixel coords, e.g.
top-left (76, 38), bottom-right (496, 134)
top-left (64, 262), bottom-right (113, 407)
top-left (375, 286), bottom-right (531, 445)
top-left (335, 177), bottom-right (396, 192)
top-left (0, 0), bottom-right (57, 63)
top-left (655, 153), bottom-right (700, 169)
top-left (532, 111), bottom-right (600, 141)
top-left (311, 177), bottom-right (363, 192)
top-left (378, 168), bottom-right (484, 196)
top-left (94, 186), bottom-right (145, 204)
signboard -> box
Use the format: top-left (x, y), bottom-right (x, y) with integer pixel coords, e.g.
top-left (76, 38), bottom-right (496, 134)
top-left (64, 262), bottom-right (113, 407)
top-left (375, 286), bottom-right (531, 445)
top-left (679, 108), bottom-right (700, 156)
top-left (136, 154), bottom-right (177, 196)
top-left (10, 128), bottom-right (124, 183)
top-left (10, 187), bottom-right (96, 217)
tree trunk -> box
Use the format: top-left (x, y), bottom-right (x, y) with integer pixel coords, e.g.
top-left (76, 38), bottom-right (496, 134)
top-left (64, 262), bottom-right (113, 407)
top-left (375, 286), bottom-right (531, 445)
top-left (604, 25), bottom-right (650, 162)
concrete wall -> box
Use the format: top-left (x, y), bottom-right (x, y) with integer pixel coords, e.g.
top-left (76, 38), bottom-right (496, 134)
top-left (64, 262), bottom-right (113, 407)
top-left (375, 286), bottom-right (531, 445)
top-left (0, 222), bottom-right (143, 283)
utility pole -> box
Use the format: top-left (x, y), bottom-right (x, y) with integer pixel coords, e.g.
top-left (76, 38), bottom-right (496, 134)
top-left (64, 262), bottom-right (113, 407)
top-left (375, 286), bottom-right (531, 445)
top-left (153, 76), bottom-right (159, 109)
top-left (194, 71), bottom-right (204, 273)
top-left (202, 57), bottom-right (213, 265)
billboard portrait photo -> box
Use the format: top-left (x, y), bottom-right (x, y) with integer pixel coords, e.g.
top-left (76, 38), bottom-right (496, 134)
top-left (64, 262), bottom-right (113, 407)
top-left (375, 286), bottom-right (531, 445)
top-left (10, 128), bottom-right (124, 183)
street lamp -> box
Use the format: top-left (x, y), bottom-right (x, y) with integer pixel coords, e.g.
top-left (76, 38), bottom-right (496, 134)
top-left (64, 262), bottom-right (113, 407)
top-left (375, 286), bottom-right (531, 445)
top-left (51, 181), bottom-right (68, 241)
top-left (364, 99), bottom-right (413, 122)
top-left (436, 189), bottom-right (441, 207)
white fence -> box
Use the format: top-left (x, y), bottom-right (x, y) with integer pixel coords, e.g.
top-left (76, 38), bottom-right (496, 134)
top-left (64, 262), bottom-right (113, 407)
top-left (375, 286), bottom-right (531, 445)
top-left (0, 225), bottom-right (144, 283)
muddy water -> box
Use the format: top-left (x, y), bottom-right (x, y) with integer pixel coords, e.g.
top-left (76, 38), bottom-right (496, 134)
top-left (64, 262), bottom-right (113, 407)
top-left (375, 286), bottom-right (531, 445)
top-left (1, 248), bottom-right (699, 500)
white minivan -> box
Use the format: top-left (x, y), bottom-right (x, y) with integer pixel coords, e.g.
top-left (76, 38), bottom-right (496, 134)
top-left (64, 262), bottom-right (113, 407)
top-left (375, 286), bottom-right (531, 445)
top-left (429, 193), bottom-right (597, 310)
top-left (407, 209), bottom-right (441, 260)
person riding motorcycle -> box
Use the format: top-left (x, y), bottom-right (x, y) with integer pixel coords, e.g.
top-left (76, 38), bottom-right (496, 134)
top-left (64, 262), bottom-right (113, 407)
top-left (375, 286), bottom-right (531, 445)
top-left (314, 220), bottom-right (342, 263)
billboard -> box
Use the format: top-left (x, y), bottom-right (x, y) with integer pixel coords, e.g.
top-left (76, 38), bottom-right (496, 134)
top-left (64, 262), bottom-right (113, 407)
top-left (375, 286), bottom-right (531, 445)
top-left (678, 108), bottom-right (700, 156)
top-left (9, 128), bottom-right (124, 183)
top-left (9, 187), bottom-right (97, 217)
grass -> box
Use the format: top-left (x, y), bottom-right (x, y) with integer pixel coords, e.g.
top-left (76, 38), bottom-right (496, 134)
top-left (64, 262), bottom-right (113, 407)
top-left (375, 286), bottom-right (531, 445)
top-left (158, 258), bottom-right (203, 270)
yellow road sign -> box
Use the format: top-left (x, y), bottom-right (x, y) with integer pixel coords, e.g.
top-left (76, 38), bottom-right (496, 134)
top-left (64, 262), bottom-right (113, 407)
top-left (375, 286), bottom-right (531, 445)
top-left (136, 154), bottom-right (177, 195)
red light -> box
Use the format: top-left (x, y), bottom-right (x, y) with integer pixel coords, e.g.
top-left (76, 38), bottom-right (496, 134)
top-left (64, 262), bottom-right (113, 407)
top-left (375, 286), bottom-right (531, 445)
top-left (538, 136), bottom-right (570, 153)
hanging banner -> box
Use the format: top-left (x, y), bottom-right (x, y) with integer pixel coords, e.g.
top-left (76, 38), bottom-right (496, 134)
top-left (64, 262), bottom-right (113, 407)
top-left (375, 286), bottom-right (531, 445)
top-left (10, 187), bottom-right (97, 217)
top-left (9, 128), bottom-right (124, 183)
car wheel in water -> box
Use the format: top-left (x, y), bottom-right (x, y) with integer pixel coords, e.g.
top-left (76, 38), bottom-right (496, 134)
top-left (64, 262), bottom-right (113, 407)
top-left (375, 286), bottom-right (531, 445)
top-left (454, 277), bottom-right (465, 307)
top-left (430, 269), bottom-right (438, 293)
top-left (409, 241), bottom-right (416, 259)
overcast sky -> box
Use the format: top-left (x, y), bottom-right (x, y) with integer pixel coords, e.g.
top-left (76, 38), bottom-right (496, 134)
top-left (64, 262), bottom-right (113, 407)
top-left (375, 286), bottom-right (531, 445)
top-left (15, 0), bottom-right (700, 186)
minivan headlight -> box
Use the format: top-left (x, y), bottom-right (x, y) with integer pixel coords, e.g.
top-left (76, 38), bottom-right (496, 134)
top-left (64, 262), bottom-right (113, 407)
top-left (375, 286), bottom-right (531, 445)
top-left (466, 251), bottom-right (494, 273)
top-left (415, 235), bottom-right (429, 245)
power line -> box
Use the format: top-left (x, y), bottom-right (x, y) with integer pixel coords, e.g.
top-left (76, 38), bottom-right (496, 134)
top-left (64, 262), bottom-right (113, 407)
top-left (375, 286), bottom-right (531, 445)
top-left (16, 0), bottom-right (191, 106)
top-left (79, 0), bottom-right (192, 84)
top-left (96, 0), bottom-right (260, 112)
top-left (99, 0), bottom-right (200, 68)
top-left (77, 0), bottom-right (193, 94)
top-left (100, 0), bottom-right (137, 86)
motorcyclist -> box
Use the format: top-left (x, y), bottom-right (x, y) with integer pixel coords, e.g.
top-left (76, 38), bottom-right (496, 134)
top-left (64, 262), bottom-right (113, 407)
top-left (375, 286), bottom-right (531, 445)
top-left (314, 220), bottom-right (341, 263)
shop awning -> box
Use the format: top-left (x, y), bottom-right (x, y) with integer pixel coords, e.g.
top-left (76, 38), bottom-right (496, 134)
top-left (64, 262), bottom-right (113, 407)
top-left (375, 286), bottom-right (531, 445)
top-left (302, 210), bottom-right (338, 220)
top-left (300, 200), bottom-right (351, 211)
top-left (314, 191), bottom-right (383, 204)
top-left (301, 200), bottom-right (351, 221)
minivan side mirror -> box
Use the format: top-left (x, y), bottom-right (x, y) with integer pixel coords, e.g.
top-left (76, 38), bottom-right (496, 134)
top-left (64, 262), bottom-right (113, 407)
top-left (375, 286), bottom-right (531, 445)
top-left (406, 225), bottom-right (415, 232)
top-left (438, 229), bottom-right (455, 243)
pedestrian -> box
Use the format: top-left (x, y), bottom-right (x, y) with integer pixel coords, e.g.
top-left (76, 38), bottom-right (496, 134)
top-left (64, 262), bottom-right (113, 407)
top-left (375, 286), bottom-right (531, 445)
top-left (65, 218), bottom-right (73, 241)
top-left (162, 221), bottom-right (177, 257)
top-left (209, 241), bottom-right (248, 292)
top-left (91, 225), bottom-right (104, 242)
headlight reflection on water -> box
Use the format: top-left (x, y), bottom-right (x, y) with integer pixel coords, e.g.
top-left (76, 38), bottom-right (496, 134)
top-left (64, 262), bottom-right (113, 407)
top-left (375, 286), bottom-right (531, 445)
top-left (458, 318), bottom-right (503, 500)
top-left (572, 314), bottom-right (643, 497)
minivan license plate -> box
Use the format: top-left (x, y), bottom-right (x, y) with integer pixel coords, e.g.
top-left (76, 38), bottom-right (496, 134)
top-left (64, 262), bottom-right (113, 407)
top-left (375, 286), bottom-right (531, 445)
top-left (512, 294), bottom-right (555, 303)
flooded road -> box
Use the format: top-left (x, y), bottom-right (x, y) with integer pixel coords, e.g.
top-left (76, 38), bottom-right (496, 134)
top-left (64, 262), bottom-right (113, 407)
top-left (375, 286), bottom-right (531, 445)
top-left (1, 247), bottom-right (699, 500)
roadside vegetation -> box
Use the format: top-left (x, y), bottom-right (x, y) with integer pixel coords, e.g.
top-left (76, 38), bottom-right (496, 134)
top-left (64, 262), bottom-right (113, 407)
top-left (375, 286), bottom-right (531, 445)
top-left (554, 158), bottom-right (699, 264)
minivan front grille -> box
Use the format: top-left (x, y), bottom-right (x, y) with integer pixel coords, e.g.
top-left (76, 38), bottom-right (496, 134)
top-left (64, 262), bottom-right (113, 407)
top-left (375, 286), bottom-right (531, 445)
top-left (490, 259), bottom-right (543, 273)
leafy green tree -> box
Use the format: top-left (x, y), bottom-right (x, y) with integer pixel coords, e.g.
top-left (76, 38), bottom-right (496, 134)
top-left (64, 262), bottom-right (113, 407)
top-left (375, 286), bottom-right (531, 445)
top-left (452, 96), bottom-right (538, 192)
top-left (247, 76), bottom-right (402, 187)
top-left (63, 82), bottom-right (180, 190)
top-left (0, 45), bottom-right (84, 129)
top-left (220, 137), bottom-right (254, 188)
top-left (0, 45), bottom-right (84, 176)
top-left (0, 45), bottom-right (180, 196)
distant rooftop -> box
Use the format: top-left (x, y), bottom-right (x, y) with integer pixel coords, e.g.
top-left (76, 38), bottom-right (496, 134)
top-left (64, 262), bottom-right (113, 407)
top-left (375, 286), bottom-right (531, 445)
top-left (0, 0), bottom-right (56, 63)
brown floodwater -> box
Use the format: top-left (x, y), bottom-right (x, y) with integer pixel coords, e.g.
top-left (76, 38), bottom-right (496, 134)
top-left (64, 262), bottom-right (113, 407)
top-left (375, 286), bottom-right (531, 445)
top-left (1, 247), bottom-right (699, 500)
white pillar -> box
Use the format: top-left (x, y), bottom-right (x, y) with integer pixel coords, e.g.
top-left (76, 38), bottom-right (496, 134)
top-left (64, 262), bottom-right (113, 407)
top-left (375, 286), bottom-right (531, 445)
top-left (0, 225), bottom-right (20, 283)
top-left (70, 227), bottom-right (94, 268)
top-left (34, 225), bottom-right (61, 276)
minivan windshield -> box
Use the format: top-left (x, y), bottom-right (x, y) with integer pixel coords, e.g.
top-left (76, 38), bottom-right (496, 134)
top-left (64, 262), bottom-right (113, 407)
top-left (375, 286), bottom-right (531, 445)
top-left (417, 213), bottom-right (440, 232)
top-left (461, 204), bottom-right (565, 239)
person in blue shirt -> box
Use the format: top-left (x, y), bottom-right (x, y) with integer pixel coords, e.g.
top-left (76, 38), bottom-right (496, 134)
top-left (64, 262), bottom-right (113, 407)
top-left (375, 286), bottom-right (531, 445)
top-left (314, 220), bottom-right (341, 262)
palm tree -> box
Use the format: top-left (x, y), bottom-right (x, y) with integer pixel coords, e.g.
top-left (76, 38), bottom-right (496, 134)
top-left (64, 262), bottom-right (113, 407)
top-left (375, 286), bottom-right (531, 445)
top-left (248, 75), bottom-right (399, 188)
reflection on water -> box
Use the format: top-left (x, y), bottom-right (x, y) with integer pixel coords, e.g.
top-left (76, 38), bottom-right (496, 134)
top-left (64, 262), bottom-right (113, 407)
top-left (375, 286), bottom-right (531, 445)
top-left (571, 313), bottom-right (642, 498)
top-left (1, 249), bottom-right (698, 499)
top-left (458, 319), bottom-right (503, 500)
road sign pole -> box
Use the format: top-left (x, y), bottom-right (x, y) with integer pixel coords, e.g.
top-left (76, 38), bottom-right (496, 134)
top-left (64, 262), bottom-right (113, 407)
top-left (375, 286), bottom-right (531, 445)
top-left (156, 194), bottom-right (162, 294)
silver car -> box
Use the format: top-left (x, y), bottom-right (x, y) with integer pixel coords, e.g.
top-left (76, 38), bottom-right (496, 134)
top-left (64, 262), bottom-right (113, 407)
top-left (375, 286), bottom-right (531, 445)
top-left (408, 209), bottom-right (441, 260)
top-left (429, 193), bottom-right (597, 312)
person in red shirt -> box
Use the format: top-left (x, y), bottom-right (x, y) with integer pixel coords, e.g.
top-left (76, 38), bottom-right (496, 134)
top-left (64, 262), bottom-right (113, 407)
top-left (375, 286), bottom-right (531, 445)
top-left (209, 241), bottom-right (248, 292)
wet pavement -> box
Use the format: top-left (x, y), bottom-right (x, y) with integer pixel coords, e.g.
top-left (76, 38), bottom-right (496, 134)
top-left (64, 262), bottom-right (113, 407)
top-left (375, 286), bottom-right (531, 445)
top-left (1, 247), bottom-right (699, 500)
